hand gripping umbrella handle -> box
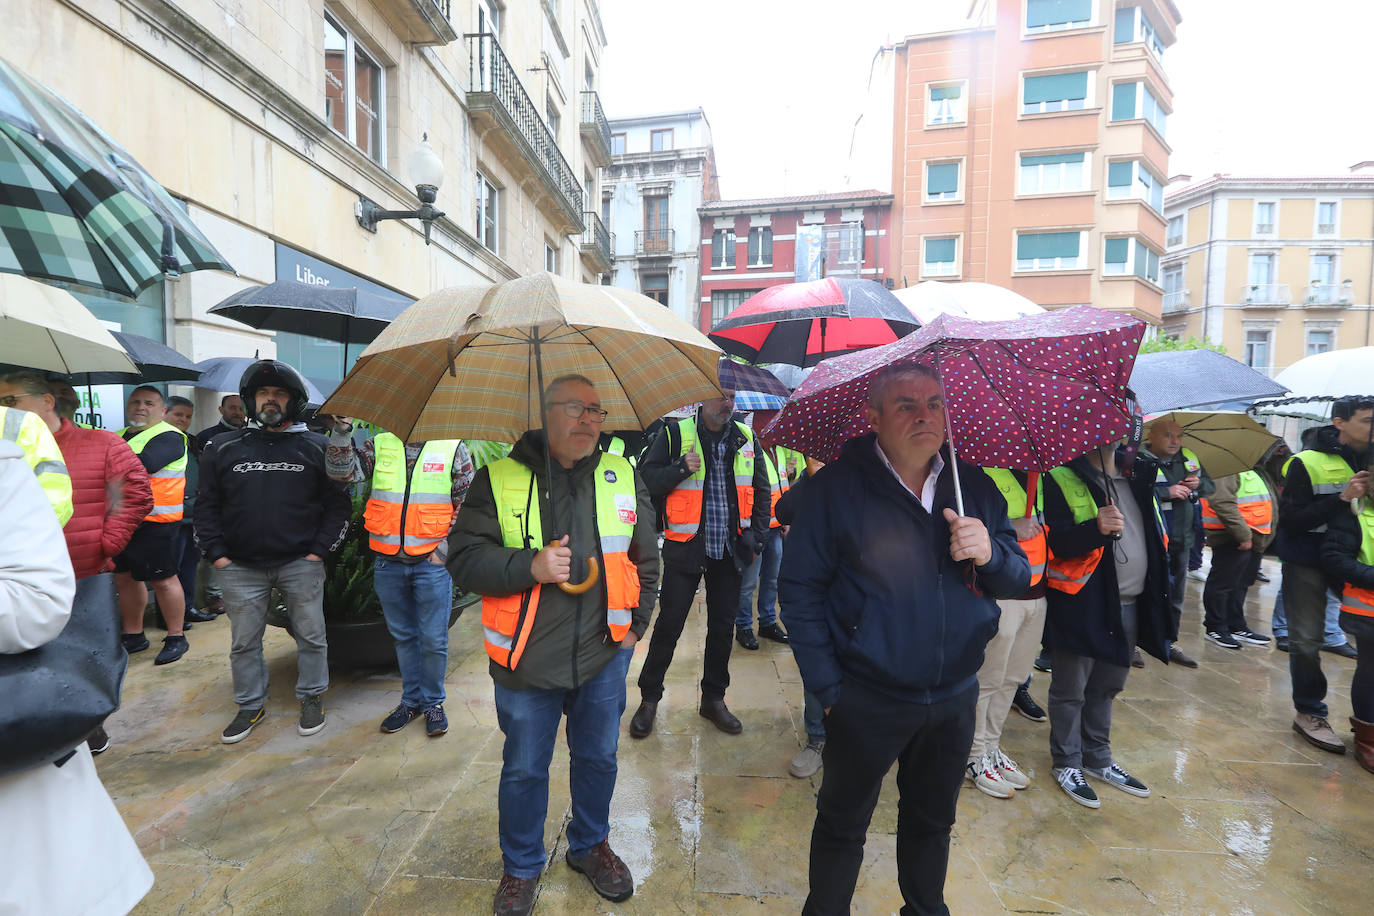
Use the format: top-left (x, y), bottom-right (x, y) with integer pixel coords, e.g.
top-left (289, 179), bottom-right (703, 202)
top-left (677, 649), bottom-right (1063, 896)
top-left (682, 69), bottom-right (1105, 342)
top-left (551, 541), bottom-right (600, 595)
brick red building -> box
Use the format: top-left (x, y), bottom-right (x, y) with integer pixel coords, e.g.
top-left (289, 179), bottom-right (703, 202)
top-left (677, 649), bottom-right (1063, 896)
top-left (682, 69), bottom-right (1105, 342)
top-left (697, 190), bottom-right (894, 333)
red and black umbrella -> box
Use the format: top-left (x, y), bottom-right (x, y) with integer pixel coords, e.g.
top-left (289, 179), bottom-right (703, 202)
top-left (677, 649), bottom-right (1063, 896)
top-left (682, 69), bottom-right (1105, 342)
top-left (709, 277), bottom-right (921, 368)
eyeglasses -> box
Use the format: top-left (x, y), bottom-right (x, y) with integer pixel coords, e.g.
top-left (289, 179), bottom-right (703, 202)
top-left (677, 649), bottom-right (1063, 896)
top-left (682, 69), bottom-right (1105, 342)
top-left (0, 393), bottom-right (40, 407)
top-left (549, 400), bottom-right (609, 423)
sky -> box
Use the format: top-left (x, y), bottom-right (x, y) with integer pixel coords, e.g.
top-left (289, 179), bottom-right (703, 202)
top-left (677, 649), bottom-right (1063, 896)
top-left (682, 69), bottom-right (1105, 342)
top-left (599, 0), bottom-right (1374, 199)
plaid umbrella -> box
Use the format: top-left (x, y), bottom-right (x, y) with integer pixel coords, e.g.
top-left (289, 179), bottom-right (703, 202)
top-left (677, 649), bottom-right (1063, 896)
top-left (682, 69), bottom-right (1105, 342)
top-left (0, 57), bottom-right (232, 297)
top-left (320, 272), bottom-right (723, 443)
top-left (733, 391), bottom-right (786, 411)
top-left (0, 272), bottom-right (136, 374)
top-left (716, 358), bottom-right (789, 397)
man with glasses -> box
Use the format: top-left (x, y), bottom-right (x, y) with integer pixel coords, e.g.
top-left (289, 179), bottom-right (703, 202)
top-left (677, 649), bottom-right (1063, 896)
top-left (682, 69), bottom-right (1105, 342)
top-left (631, 388), bottom-right (772, 738)
top-left (0, 386), bottom-right (73, 525)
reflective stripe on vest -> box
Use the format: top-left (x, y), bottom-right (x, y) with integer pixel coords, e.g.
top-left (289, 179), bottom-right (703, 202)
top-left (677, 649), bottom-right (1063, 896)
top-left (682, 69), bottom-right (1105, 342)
top-left (124, 420), bottom-right (187, 523)
top-left (1045, 466), bottom-right (1104, 594)
top-left (481, 454), bottom-right (640, 669)
top-left (763, 450), bottom-right (789, 529)
top-left (1289, 450), bottom-right (1355, 534)
top-left (1153, 447), bottom-right (1202, 487)
top-left (364, 434), bottom-right (462, 556)
top-left (1, 405), bottom-right (72, 526)
top-left (1201, 470), bottom-right (1273, 534)
top-left (1340, 506), bottom-right (1374, 618)
top-left (663, 418), bottom-right (755, 542)
top-left (983, 467), bottom-right (1049, 584)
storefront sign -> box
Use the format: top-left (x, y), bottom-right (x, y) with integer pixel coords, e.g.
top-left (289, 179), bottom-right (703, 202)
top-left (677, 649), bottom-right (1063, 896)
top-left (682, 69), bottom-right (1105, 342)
top-left (273, 243), bottom-right (406, 303)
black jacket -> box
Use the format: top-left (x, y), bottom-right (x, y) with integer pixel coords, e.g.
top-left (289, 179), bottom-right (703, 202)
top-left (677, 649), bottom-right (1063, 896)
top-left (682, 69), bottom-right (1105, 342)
top-left (778, 434), bottom-right (1030, 709)
top-left (193, 420), bottom-right (239, 456)
top-left (1280, 425), bottom-right (1366, 568)
top-left (195, 425), bottom-right (351, 567)
top-left (1138, 447), bottom-right (1214, 550)
top-left (1322, 508), bottom-right (1374, 597)
top-left (1043, 457), bottom-right (1172, 666)
top-left (639, 414), bottom-right (772, 571)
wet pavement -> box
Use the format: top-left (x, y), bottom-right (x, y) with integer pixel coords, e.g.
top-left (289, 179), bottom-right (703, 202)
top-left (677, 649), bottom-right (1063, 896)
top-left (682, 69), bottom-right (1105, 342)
top-left (100, 563), bottom-right (1372, 915)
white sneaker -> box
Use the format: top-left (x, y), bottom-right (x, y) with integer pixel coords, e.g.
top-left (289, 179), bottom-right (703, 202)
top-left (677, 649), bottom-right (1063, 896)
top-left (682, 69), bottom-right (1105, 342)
top-left (966, 752), bottom-right (1015, 798)
top-left (993, 747), bottom-right (1029, 789)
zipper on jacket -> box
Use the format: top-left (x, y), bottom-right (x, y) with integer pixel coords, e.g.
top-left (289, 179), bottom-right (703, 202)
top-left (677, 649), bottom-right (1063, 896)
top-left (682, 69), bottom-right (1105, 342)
top-left (396, 450), bottom-right (415, 554)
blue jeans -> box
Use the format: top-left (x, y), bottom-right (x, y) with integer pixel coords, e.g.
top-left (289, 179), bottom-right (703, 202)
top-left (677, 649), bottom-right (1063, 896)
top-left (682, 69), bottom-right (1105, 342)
top-left (803, 688), bottom-right (826, 743)
top-left (1271, 581), bottom-right (1348, 647)
top-left (736, 527), bottom-right (784, 629)
top-left (373, 557), bottom-right (453, 709)
top-left (493, 646), bottom-right (634, 878)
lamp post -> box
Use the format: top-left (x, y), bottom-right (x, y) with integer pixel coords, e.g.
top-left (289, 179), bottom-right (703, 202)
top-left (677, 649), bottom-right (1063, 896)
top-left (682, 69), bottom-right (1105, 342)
top-left (355, 134), bottom-right (446, 245)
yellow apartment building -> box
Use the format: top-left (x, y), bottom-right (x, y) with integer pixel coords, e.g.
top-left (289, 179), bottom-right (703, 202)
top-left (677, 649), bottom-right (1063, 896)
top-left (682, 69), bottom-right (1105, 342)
top-left (1160, 171), bottom-right (1374, 375)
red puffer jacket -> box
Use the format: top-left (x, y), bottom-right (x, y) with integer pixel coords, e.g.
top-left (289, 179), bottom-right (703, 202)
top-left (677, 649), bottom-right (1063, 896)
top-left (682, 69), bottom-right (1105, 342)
top-left (52, 419), bottom-right (154, 578)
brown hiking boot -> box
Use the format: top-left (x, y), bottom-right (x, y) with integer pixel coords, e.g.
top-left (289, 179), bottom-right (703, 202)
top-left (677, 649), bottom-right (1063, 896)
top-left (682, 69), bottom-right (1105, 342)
top-left (1293, 713), bottom-right (1345, 754)
top-left (1351, 717), bottom-right (1374, 774)
top-left (566, 840), bottom-right (634, 902)
top-left (492, 873), bottom-right (537, 916)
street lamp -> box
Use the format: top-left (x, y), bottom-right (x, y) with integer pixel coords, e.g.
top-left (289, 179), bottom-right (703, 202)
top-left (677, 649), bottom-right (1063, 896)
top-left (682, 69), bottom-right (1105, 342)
top-left (355, 134), bottom-right (446, 245)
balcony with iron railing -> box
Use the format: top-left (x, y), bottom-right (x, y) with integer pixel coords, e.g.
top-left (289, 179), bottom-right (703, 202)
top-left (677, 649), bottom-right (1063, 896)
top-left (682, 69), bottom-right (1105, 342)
top-left (1244, 283), bottom-right (1290, 306)
top-left (466, 33), bottom-right (584, 233)
top-left (380, 0), bottom-right (458, 45)
top-left (579, 211), bottom-right (612, 272)
top-left (1162, 289), bottom-right (1190, 312)
top-left (636, 228), bottom-right (674, 256)
top-left (579, 91), bottom-right (612, 167)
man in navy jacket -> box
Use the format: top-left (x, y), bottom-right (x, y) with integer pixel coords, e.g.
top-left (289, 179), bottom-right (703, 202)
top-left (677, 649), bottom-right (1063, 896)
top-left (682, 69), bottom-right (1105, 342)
top-left (779, 364), bottom-right (1030, 916)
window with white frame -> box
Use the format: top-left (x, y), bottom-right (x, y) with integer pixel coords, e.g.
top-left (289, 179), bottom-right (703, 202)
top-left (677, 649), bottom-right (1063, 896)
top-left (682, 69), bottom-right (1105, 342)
top-left (922, 236), bottom-right (958, 277)
top-left (1247, 252), bottom-right (1276, 290)
top-left (476, 171), bottom-right (499, 252)
top-left (925, 160), bottom-right (962, 201)
top-left (1244, 329), bottom-right (1272, 371)
top-left (1306, 328), bottom-right (1334, 355)
top-left (710, 289), bottom-right (758, 327)
top-left (1316, 201), bottom-right (1338, 235)
top-left (544, 240), bottom-right (558, 273)
top-left (711, 229), bottom-right (736, 269)
top-left (610, 132), bottom-right (626, 156)
top-left (1022, 71), bottom-right (1092, 114)
top-left (1113, 5), bottom-right (1164, 56)
top-left (926, 82), bottom-right (967, 126)
top-left (747, 227), bottom-right (772, 267)
top-left (1015, 230), bottom-right (1086, 271)
top-left (1309, 253), bottom-right (1337, 302)
top-left (545, 98), bottom-right (560, 141)
top-left (1025, 0), bottom-right (1092, 33)
top-left (323, 12), bottom-right (384, 164)
top-left (1019, 151), bottom-right (1089, 194)
top-left (1163, 263), bottom-right (1183, 294)
top-left (1106, 160), bottom-right (1164, 212)
top-left (477, 0), bottom-right (501, 37)
top-left (1253, 201), bottom-right (1276, 236)
top-left (1103, 237), bottom-right (1160, 283)
top-left (828, 222), bottom-right (865, 266)
top-left (1166, 214), bottom-right (1184, 247)
top-left (651, 128), bottom-right (673, 152)
top-left (1109, 81), bottom-right (1167, 136)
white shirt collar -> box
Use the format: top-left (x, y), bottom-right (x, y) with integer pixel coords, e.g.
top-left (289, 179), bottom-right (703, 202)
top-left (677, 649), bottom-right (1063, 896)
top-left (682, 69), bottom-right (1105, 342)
top-left (874, 440), bottom-right (944, 513)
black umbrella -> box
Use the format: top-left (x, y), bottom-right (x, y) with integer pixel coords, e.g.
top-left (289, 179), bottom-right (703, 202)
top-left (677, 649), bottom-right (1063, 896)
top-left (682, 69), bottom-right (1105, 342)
top-left (192, 356), bottom-right (326, 407)
top-left (1128, 349), bottom-right (1288, 414)
top-left (68, 331), bottom-right (200, 384)
top-left (210, 281), bottom-right (410, 339)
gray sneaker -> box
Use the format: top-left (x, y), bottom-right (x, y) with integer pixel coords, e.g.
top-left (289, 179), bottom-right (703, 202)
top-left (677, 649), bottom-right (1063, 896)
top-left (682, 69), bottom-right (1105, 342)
top-left (789, 740), bottom-right (825, 778)
top-left (1085, 762), bottom-right (1150, 797)
top-left (298, 696), bottom-right (326, 736)
top-left (221, 708), bottom-right (265, 745)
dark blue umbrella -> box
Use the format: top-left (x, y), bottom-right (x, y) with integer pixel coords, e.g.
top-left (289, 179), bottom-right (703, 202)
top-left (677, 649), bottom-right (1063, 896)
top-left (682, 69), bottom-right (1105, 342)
top-left (1128, 349), bottom-right (1288, 414)
top-left (192, 356), bottom-right (325, 406)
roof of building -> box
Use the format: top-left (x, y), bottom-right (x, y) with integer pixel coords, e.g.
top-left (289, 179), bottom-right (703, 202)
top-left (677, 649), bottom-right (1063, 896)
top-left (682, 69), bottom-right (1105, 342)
top-left (699, 189), bottom-right (892, 215)
top-left (605, 108), bottom-right (708, 127)
top-left (1165, 173), bottom-right (1374, 207)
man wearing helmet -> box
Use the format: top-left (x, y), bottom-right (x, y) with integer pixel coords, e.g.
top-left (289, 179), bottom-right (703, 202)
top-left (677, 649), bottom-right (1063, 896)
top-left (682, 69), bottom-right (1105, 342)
top-left (194, 359), bottom-right (352, 744)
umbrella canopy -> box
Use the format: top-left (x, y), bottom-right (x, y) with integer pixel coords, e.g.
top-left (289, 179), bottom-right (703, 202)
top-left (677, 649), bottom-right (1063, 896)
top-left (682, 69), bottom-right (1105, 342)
top-left (0, 57), bottom-right (232, 297)
top-left (1268, 347), bottom-right (1374, 405)
top-left (761, 362), bottom-right (813, 391)
top-left (1129, 349), bottom-right (1288, 413)
top-left (732, 391), bottom-right (786, 411)
top-left (0, 273), bottom-right (136, 374)
top-left (892, 281), bottom-right (1045, 324)
top-left (320, 272), bottom-right (723, 443)
top-left (68, 331), bottom-right (200, 385)
top-left (765, 306), bottom-right (1145, 471)
top-left (1145, 411), bottom-right (1281, 479)
top-left (716, 358), bottom-right (789, 398)
top-left (208, 280), bottom-right (413, 345)
top-left (192, 356), bottom-right (325, 406)
top-left (709, 277), bottom-right (922, 367)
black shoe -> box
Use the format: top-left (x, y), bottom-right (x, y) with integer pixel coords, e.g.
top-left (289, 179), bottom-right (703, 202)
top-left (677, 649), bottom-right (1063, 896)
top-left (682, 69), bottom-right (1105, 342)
top-left (424, 703), bottom-right (449, 737)
top-left (221, 707), bottom-right (265, 744)
top-left (1254, 571), bottom-right (1271, 584)
top-left (1206, 630), bottom-right (1242, 649)
top-left (735, 627), bottom-right (759, 650)
top-left (121, 632), bottom-right (149, 653)
top-left (758, 623), bottom-right (789, 644)
top-left (1235, 629), bottom-right (1271, 647)
top-left (565, 840), bottom-right (634, 902)
top-left (1168, 645), bottom-right (1199, 668)
top-left (185, 607), bottom-right (216, 623)
top-left (298, 696), bottom-right (326, 736)
top-left (1275, 636), bottom-right (1290, 652)
top-left (699, 699), bottom-right (743, 735)
top-left (1011, 685), bottom-right (1048, 722)
top-left (493, 873), bottom-right (537, 916)
top-left (629, 701), bottom-right (657, 738)
top-left (87, 725), bottom-right (110, 755)
top-left (1321, 642), bottom-right (1359, 659)
top-left (380, 703), bottom-right (418, 734)
top-left (1033, 653), bottom-right (1052, 673)
top-left (154, 635), bottom-right (189, 665)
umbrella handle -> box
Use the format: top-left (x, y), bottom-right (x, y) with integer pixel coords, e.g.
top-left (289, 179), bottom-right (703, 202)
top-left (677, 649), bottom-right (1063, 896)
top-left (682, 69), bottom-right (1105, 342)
top-left (552, 541), bottom-right (600, 595)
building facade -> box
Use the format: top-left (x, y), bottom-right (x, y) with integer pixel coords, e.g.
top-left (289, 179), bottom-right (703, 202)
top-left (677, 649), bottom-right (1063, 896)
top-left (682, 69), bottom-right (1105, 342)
top-left (602, 109), bottom-right (718, 326)
top-left (697, 190), bottom-right (893, 333)
top-left (1160, 172), bottom-right (1374, 376)
top-left (10, 0), bottom-right (612, 424)
top-left (889, 0), bottom-right (1182, 322)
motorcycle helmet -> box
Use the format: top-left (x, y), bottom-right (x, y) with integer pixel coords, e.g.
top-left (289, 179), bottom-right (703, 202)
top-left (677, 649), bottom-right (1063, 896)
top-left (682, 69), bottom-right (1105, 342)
top-left (239, 359), bottom-right (311, 425)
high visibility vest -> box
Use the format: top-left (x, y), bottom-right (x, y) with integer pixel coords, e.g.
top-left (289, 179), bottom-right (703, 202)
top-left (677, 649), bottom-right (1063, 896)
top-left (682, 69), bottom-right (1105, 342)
top-left (481, 454), bottom-right (640, 669)
top-left (1287, 450), bottom-right (1355, 534)
top-left (1201, 470), bottom-right (1273, 535)
top-left (1, 405), bottom-right (72, 527)
top-left (363, 433), bottom-right (462, 556)
top-left (775, 445), bottom-right (804, 483)
top-left (663, 418), bottom-right (756, 542)
top-left (1339, 505), bottom-right (1374, 619)
top-left (1153, 448), bottom-right (1201, 488)
top-left (122, 420), bottom-right (186, 523)
top-left (762, 450), bottom-right (788, 529)
top-left (1046, 467), bottom-right (1104, 594)
top-left (984, 467), bottom-right (1049, 585)
top-left (601, 435), bottom-right (637, 468)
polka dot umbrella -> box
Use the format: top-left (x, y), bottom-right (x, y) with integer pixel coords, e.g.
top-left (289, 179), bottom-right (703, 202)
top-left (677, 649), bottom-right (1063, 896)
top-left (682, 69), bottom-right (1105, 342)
top-left (764, 306), bottom-right (1146, 513)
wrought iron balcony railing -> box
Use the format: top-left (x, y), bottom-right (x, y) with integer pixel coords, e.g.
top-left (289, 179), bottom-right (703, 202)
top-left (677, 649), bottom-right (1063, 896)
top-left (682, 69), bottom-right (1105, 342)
top-left (580, 211), bottom-right (611, 269)
top-left (579, 91), bottom-right (611, 166)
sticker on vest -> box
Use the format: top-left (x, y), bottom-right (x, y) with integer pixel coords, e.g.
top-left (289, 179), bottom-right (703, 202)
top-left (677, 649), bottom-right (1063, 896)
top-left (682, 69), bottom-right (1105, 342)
top-left (615, 493), bottom-right (636, 524)
top-left (740, 441), bottom-right (754, 459)
top-left (423, 461), bottom-right (447, 473)
top-left (604, 469), bottom-right (618, 483)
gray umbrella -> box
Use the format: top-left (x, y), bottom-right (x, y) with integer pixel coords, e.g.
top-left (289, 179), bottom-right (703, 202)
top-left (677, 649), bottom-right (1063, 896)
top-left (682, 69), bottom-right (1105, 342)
top-left (209, 280), bottom-right (411, 344)
top-left (1129, 349), bottom-right (1288, 414)
top-left (67, 331), bottom-right (200, 385)
top-left (192, 356), bottom-right (325, 407)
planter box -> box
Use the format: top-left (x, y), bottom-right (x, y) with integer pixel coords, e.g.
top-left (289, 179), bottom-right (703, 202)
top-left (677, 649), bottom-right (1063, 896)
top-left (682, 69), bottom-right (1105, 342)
top-left (271, 592), bottom-right (481, 671)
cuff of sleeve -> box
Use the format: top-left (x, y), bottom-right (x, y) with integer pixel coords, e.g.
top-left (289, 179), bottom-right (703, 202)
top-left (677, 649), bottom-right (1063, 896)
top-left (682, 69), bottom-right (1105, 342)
top-left (817, 684), bottom-right (840, 709)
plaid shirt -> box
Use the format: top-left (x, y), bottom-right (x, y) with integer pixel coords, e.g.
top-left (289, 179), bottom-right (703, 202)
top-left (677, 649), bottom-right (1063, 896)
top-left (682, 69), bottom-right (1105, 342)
top-left (701, 427), bottom-right (732, 559)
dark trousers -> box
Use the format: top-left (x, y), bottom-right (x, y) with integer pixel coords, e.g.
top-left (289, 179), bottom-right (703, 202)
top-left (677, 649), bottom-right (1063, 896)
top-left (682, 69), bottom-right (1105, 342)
top-left (638, 556), bottom-right (741, 703)
top-left (174, 522), bottom-right (199, 613)
top-left (802, 681), bottom-right (976, 916)
top-left (1283, 562), bottom-right (1330, 718)
top-left (1340, 612), bottom-right (1374, 721)
top-left (1203, 542), bottom-right (1260, 635)
top-left (1167, 545), bottom-right (1188, 633)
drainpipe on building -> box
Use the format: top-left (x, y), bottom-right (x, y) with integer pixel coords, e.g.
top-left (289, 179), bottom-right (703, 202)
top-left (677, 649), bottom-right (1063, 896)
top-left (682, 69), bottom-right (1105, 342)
top-left (1201, 188), bottom-right (1217, 343)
